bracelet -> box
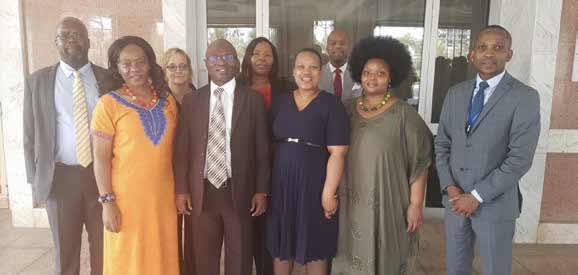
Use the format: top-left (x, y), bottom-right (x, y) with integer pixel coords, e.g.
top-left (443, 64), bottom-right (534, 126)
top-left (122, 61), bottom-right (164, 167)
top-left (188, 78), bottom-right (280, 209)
top-left (98, 193), bottom-right (116, 204)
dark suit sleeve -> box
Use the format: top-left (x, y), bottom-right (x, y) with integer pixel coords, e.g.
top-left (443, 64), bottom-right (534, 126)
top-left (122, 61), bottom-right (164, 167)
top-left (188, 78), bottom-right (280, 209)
top-left (435, 86), bottom-right (458, 192)
top-left (23, 76), bottom-right (36, 184)
top-left (173, 95), bottom-right (191, 194)
top-left (474, 88), bottom-right (540, 202)
top-left (253, 92), bottom-right (271, 194)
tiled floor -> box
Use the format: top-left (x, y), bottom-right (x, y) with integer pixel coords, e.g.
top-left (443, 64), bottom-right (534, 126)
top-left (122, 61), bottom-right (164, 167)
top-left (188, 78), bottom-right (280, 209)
top-left (1, 208), bottom-right (577, 275)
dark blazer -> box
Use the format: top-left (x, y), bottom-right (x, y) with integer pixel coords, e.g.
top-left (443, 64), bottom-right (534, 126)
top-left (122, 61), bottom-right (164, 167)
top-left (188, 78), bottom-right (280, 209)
top-left (435, 72), bottom-right (540, 221)
top-left (239, 77), bottom-right (296, 127)
top-left (23, 63), bottom-right (112, 204)
top-left (173, 82), bottom-right (271, 217)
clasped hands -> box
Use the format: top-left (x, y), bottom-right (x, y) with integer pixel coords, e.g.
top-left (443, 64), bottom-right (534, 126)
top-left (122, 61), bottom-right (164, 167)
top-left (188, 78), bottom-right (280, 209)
top-left (447, 185), bottom-right (480, 217)
top-left (175, 193), bottom-right (268, 217)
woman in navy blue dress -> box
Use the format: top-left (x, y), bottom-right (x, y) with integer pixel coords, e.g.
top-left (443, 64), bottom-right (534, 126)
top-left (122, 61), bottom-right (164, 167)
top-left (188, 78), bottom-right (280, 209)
top-left (267, 48), bottom-right (350, 275)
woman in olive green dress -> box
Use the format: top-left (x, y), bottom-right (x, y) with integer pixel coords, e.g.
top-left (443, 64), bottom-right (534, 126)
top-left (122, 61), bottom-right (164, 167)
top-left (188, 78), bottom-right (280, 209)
top-left (332, 36), bottom-right (433, 275)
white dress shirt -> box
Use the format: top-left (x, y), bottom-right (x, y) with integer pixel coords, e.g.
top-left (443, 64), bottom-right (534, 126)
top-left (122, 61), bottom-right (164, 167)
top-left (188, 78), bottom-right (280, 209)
top-left (471, 70), bottom-right (506, 203)
top-left (54, 61), bottom-right (99, 165)
top-left (204, 78), bottom-right (235, 178)
top-left (328, 62), bottom-right (348, 88)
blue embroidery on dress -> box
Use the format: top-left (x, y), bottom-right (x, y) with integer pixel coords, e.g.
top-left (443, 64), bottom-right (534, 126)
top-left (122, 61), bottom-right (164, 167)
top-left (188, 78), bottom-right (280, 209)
top-left (109, 92), bottom-right (167, 145)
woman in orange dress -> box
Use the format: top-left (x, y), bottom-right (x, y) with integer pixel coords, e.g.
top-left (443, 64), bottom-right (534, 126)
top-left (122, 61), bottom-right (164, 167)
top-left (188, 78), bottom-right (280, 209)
top-left (91, 36), bottom-right (179, 275)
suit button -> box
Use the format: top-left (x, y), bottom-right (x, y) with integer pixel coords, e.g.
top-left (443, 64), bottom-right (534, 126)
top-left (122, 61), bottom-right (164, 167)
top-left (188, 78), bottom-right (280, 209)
top-left (460, 168), bottom-right (465, 171)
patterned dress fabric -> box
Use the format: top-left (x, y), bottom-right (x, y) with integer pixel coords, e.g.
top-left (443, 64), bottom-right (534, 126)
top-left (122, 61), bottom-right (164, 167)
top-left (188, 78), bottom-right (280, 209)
top-left (91, 91), bottom-right (179, 275)
top-left (332, 100), bottom-right (433, 275)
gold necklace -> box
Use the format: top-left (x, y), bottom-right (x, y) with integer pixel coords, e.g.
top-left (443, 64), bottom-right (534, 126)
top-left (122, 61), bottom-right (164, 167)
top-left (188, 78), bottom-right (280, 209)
top-left (359, 91), bottom-right (391, 112)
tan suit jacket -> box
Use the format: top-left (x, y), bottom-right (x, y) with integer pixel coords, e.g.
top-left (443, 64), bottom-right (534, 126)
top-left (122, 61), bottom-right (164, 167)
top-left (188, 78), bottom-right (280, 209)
top-left (174, 81), bottom-right (271, 217)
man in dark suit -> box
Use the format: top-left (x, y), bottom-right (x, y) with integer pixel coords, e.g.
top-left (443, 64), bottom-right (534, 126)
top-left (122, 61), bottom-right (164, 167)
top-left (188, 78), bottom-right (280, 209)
top-left (23, 17), bottom-right (111, 275)
top-left (319, 29), bottom-right (361, 102)
top-left (435, 25), bottom-right (541, 275)
top-left (174, 39), bottom-right (270, 275)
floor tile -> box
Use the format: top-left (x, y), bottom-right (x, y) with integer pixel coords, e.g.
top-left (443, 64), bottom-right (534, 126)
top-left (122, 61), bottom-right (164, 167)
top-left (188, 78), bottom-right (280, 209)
top-left (0, 247), bottom-right (49, 275)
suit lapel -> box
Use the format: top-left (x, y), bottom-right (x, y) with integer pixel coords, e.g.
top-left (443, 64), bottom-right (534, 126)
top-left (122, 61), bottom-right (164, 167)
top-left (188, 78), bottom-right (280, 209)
top-left (320, 65), bottom-right (333, 93)
top-left (198, 85), bottom-right (211, 135)
top-left (231, 84), bottom-right (247, 135)
top-left (343, 65), bottom-right (354, 92)
top-left (470, 72), bottom-right (513, 133)
top-left (459, 79), bottom-right (476, 129)
top-left (91, 64), bottom-right (109, 96)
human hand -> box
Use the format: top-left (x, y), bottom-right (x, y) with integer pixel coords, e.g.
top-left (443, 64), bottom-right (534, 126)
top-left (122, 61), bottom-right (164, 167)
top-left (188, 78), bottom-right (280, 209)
top-left (176, 193), bottom-right (192, 215)
top-left (450, 193), bottom-right (480, 216)
top-left (103, 202), bottom-right (122, 233)
top-left (251, 193), bottom-right (268, 217)
top-left (322, 192), bottom-right (338, 219)
top-left (447, 185), bottom-right (464, 206)
top-left (406, 203), bottom-right (424, 232)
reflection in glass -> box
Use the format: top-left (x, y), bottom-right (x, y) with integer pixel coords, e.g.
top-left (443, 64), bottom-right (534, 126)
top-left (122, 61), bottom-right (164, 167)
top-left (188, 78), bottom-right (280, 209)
top-left (207, 0), bottom-right (256, 60)
top-left (430, 0), bottom-right (490, 123)
top-left (270, 0), bottom-right (426, 109)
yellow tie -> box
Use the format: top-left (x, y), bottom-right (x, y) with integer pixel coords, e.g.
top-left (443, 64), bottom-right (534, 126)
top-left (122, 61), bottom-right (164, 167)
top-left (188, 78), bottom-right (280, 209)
top-left (73, 71), bottom-right (92, 167)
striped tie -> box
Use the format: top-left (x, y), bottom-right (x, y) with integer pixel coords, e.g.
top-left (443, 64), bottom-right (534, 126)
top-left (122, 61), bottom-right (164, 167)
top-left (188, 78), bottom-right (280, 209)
top-left (206, 87), bottom-right (228, 188)
top-left (73, 71), bottom-right (92, 167)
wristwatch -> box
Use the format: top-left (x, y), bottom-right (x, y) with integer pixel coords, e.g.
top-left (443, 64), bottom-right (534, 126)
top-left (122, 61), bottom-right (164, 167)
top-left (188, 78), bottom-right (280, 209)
top-left (97, 193), bottom-right (116, 204)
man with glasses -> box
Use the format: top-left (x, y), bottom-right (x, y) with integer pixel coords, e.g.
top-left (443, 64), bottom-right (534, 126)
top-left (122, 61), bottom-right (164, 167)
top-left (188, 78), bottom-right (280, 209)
top-left (23, 17), bottom-right (112, 275)
top-left (174, 39), bottom-right (270, 275)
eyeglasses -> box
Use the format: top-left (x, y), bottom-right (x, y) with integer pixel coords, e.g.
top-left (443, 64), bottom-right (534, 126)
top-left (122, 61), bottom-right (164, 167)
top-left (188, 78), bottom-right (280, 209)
top-left (55, 32), bottom-right (83, 42)
top-left (206, 54), bottom-right (236, 64)
top-left (166, 64), bottom-right (189, 72)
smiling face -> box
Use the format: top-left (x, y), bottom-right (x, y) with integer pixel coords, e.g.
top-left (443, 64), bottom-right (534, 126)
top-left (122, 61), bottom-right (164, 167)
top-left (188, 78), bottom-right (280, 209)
top-left (166, 53), bottom-right (191, 85)
top-left (55, 19), bottom-right (90, 67)
top-left (205, 40), bottom-right (239, 86)
top-left (326, 30), bottom-right (350, 67)
top-left (361, 58), bottom-right (391, 96)
top-left (469, 29), bottom-right (513, 80)
top-left (117, 44), bottom-right (151, 88)
top-left (293, 51), bottom-right (322, 91)
top-left (251, 41), bottom-right (274, 77)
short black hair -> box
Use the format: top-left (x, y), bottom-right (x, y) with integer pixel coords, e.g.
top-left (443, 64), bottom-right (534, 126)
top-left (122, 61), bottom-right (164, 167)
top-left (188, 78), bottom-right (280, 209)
top-left (348, 36), bottom-right (413, 88)
top-left (241, 37), bottom-right (279, 85)
top-left (295, 48), bottom-right (323, 68)
top-left (478, 25), bottom-right (512, 48)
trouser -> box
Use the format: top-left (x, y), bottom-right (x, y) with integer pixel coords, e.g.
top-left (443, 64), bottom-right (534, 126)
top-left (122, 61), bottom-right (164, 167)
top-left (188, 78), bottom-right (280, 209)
top-left (46, 163), bottom-right (103, 275)
top-left (445, 209), bottom-right (516, 275)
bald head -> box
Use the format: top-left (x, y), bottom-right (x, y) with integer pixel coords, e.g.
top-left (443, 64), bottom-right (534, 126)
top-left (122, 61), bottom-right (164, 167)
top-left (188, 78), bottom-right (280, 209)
top-left (326, 29), bottom-right (351, 67)
top-left (205, 39), bottom-right (239, 86)
top-left (55, 17), bottom-right (90, 70)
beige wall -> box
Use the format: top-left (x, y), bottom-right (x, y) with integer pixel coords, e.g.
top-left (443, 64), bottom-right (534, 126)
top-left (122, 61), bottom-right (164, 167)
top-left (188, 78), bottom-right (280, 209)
top-left (23, 0), bottom-right (163, 72)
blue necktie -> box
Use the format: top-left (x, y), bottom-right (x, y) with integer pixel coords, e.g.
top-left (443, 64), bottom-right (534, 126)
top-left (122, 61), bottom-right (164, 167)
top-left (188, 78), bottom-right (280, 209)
top-left (467, 81), bottom-right (489, 133)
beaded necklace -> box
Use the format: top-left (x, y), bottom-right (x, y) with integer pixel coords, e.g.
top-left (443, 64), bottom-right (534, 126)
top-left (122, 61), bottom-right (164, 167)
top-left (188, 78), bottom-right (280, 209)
top-left (358, 91), bottom-right (391, 112)
top-left (122, 83), bottom-right (158, 109)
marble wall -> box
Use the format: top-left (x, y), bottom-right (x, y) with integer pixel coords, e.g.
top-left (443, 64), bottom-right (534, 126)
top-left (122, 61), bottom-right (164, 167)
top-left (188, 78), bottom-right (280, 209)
top-left (540, 0), bottom-right (578, 229)
top-left (497, 0), bottom-right (565, 243)
top-left (23, 0), bottom-right (164, 72)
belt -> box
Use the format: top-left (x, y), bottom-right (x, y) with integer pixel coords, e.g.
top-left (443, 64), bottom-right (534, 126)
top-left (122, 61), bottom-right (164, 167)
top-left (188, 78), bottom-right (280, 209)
top-left (276, 137), bottom-right (322, 148)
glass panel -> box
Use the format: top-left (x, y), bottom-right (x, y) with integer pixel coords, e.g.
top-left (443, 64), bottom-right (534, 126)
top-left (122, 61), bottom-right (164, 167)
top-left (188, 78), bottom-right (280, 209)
top-left (269, 0), bottom-right (426, 109)
top-left (430, 0), bottom-right (491, 123)
top-left (207, 0), bottom-right (257, 61)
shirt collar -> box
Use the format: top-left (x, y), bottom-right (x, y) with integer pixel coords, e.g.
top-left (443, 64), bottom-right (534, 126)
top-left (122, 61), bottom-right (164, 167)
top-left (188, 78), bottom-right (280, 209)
top-left (59, 61), bottom-right (92, 78)
top-left (475, 70), bottom-right (506, 90)
top-left (210, 78), bottom-right (236, 95)
top-left (329, 62), bottom-right (348, 73)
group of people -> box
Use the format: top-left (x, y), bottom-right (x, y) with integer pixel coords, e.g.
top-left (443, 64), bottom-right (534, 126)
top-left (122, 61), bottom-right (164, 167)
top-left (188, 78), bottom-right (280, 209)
top-left (23, 16), bottom-right (540, 275)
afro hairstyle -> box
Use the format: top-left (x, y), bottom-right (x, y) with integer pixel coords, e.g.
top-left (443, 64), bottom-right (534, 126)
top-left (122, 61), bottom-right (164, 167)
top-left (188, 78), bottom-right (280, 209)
top-left (348, 36), bottom-right (413, 88)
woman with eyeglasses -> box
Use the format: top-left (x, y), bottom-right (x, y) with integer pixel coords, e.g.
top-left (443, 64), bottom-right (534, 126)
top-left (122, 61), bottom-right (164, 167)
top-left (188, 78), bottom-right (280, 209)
top-left (91, 36), bottom-right (179, 275)
top-left (162, 48), bottom-right (197, 104)
top-left (266, 48), bottom-right (349, 275)
top-left (331, 36), bottom-right (433, 275)
top-left (161, 47), bottom-right (196, 274)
